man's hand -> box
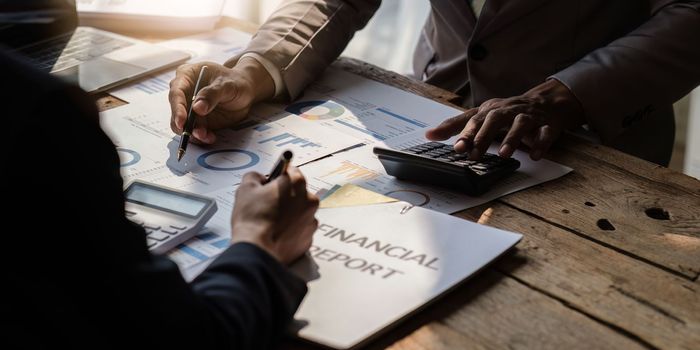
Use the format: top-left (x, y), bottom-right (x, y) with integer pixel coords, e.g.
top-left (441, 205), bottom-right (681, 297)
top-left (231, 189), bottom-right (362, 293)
top-left (230, 167), bottom-right (319, 265)
top-left (168, 57), bottom-right (275, 144)
top-left (425, 79), bottom-right (585, 160)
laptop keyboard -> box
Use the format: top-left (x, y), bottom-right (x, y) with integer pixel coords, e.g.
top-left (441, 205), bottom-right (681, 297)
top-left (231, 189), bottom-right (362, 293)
top-left (22, 28), bottom-right (134, 72)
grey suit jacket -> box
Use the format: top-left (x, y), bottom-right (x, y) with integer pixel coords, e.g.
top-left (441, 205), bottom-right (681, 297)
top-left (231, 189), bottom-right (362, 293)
top-left (233, 0), bottom-right (700, 165)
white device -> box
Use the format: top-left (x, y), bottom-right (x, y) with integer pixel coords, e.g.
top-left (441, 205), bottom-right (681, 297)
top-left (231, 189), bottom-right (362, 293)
top-left (124, 180), bottom-right (218, 255)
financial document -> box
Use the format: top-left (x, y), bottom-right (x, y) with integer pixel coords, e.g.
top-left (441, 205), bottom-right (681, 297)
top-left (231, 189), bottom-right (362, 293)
top-left (110, 28), bottom-right (251, 102)
top-left (100, 97), bottom-right (361, 270)
top-left (251, 68), bottom-right (461, 144)
top-left (302, 132), bottom-right (573, 214)
top-left (100, 39), bottom-right (572, 275)
top-left (290, 202), bottom-right (522, 349)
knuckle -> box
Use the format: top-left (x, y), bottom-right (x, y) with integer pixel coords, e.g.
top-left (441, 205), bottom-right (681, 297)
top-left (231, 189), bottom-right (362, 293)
top-left (220, 80), bottom-right (239, 98)
top-left (176, 64), bottom-right (193, 75)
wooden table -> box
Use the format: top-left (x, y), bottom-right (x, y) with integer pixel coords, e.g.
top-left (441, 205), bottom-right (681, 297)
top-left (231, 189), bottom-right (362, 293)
top-left (96, 17), bottom-right (700, 350)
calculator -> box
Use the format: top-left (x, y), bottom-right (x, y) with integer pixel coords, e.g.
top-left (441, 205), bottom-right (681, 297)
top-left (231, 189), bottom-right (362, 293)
top-left (373, 142), bottom-right (521, 196)
top-left (124, 180), bottom-right (218, 255)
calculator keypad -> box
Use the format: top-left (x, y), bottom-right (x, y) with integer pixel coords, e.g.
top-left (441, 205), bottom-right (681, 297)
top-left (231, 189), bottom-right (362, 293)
top-left (126, 211), bottom-right (190, 251)
top-left (401, 142), bottom-right (509, 175)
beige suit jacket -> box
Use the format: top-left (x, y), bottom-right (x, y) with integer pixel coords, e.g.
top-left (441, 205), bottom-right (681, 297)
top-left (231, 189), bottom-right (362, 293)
top-left (229, 0), bottom-right (700, 165)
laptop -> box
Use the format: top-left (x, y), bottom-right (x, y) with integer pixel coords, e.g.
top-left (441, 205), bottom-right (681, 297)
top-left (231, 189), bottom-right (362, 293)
top-left (0, 0), bottom-right (190, 93)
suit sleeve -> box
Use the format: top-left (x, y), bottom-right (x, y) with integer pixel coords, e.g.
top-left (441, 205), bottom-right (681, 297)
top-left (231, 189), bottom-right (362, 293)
top-left (227, 0), bottom-right (381, 100)
top-left (9, 56), bottom-right (307, 348)
top-left (118, 242), bottom-right (307, 350)
top-left (551, 1), bottom-right (700, 144)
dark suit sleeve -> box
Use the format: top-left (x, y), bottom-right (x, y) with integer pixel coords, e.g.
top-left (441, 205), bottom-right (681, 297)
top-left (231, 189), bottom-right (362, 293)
top-left (551, 1), bottom-right (700, 144)
top-left (2, 51), bottom-right (306, 350)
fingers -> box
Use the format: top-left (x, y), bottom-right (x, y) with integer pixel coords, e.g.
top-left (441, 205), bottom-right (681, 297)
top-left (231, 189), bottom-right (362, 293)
top-left (498, 113), bottom-right (537, 158)
top-left (471, 109), bottom-right (510, 160)
top-left (192, 119), bottom-right (217, 144)
top-left (425, 109), bottom-right (478, 141)
top-left (240, 171), bottom-right (266, 187)
top-left (530, 125), bottom-right (559, 160)
top-left (287, 166), bottom-right (309, 199)
top-left (169, 65), bottom-right (196, 133)
top-left (453, 109), bottom-right (487, 154)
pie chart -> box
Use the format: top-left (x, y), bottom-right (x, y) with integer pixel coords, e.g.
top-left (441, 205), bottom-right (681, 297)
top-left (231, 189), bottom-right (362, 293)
top-left (285, 100), bottom-right (346, 120)
top-left (117, 148), bottom-right (141, 167)
top-left (197, 149), bottom-right (260, 171)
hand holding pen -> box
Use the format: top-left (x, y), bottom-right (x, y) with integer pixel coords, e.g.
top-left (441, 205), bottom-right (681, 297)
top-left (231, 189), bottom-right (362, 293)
top-left (177, 65), bottom-right (208, 161)
top-left (168, 60), bottom-right (276, 146)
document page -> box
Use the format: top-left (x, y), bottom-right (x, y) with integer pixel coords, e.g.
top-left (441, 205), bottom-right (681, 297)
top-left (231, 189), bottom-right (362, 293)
top-left (302, 131), bottom-right (573, 214)
top-left (251, 68), bottom-right (462, 144)
top-left (290, 202), bottom-right (522, 349)
top-left (100, 98), bottom-right (362, 270)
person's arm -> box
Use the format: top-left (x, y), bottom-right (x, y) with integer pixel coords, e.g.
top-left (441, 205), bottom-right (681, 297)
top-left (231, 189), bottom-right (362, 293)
top-left (551, 1), bottom-right (700, 144)
top-left (226, 0), bottom-right (382, 100)
top-left (427, 1), bottom-right (700, 161)
top-left (117, 168), bottom-right (317, 349)
top-left (168, 0), bottom-right (380, 144)
top-left (6, 53), bottom-right (317, 347)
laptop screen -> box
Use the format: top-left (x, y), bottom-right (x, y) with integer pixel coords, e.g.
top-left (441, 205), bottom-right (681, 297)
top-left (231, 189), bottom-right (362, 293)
top-left (0, 0), bottom-right (77, 50)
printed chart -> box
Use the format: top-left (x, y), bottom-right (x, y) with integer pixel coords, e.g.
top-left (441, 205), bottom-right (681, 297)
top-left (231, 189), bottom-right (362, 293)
top-left (304, 147), bottom-right (472, 213)
top-left (254, 68), bottom-right (462, 144)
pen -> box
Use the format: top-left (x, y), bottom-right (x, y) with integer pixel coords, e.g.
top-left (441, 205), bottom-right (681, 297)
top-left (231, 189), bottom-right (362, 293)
top-left (177, 65), bottom-right (208, 162)
top-left (265, 150), bottom-right (293, 184)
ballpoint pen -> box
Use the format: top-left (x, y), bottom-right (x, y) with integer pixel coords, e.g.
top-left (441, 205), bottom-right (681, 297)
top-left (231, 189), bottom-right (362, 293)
top-left (177, 65), bottom-right (208, 162)
top-left (264, 150), bottom-right (293, 184)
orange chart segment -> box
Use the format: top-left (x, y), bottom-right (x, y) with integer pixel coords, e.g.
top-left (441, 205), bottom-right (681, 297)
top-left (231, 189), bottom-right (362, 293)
top-left (321, 161), bottom-right (381, 182)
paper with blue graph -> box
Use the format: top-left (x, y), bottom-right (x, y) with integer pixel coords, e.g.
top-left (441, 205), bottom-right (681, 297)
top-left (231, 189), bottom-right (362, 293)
top-left (251, 68), bottom-right (459, 144)
top-left (100, 45), bottom-right (570, 276)
top-left (100, 96), bottom-right (361, 270)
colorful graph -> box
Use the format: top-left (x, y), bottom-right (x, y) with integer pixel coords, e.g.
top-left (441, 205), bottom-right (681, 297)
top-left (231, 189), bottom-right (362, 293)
top-left (286, 100), bottom-right (346, 120)
top-left (197, 149), bottom-right (260, 171)
top-left (116, 147), bottom-right (141, 167)
top-left (321, 161), bottom-right (381, 182)
top-left (259, 133), bottom-right (321, 148)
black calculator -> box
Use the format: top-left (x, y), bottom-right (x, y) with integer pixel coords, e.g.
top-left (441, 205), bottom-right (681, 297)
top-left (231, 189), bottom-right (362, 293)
top-left (373, 142), bottom-right (520, 196)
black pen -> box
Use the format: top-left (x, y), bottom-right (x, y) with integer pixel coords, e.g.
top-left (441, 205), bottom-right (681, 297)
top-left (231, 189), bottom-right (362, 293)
top-left (177, 65), bottom-right (208, 162)
top-left (265, 150), bottom-right (293, 184)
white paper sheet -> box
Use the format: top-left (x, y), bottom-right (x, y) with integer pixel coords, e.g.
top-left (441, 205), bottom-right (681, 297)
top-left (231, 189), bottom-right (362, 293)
top-left (251, 68), bottom-right (462, 144)
top-left (302, 131), bottom-right (573, 214)
top-left (109, 28), bottom-right (251, 102)
top-left (100, 96), bottom-right (362, 270)
top-left (290, 202), bottom-right (522, 349)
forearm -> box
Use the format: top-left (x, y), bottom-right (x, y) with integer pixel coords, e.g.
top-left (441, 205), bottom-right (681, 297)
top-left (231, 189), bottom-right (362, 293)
top-left (190, 242), bottom-right (307, 349)
top-left (114, 243), bottom-right (305, 350)
top-left (226, 0), bottom-right (381, 100)
top-left (551, 1), bottom-right (700, 142)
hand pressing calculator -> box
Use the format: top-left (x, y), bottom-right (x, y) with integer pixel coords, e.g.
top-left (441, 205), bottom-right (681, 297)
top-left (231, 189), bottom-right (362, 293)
top-left (124, 180), bottom-right (218, 254)
top-left (373, 142), bottom-right (521, 196)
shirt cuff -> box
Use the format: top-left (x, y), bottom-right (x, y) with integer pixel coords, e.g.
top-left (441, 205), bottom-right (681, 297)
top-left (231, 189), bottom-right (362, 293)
top-left (239, 52), bottom-right (285, 99)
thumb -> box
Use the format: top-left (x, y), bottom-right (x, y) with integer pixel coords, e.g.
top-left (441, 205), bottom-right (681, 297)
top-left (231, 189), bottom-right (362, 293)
top-left (193, 77), bottom-right (239, 115)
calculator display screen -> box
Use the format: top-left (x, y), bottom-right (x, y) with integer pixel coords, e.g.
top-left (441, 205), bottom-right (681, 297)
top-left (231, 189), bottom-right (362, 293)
top-left (125, 182), bottom-right (209, 218)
